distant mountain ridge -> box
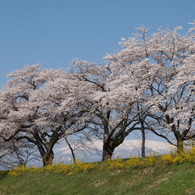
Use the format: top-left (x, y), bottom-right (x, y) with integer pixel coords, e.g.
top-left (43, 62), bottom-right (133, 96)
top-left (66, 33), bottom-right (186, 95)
top-left (54, 140), bottom-right (175, 163)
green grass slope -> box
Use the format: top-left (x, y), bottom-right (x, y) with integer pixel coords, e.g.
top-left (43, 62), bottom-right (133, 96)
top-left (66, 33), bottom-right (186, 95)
top-left (0, 160), bottom-right (195, 195)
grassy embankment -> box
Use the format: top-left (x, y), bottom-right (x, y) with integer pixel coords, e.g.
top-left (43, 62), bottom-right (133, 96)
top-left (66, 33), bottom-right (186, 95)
top-left (0, 148), bottom-right (195, 195)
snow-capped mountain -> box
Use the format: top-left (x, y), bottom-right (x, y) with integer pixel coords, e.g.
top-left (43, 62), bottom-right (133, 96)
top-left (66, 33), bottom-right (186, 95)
top-left (54, 140), bottom-right (175, 164)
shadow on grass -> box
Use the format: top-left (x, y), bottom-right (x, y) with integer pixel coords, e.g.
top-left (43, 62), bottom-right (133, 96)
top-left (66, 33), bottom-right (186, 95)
top-left (0, 171), bottom-right (9, 181)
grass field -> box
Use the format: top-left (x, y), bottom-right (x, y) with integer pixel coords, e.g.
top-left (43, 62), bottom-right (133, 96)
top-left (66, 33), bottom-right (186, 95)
top-left (0, 155), bottom-right (195, 195)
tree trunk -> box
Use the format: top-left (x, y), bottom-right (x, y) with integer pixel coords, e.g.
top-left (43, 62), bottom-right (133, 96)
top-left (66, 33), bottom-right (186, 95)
top-left (138, 107), bottom-right (146, 158)
top-left (141, 128), bottom-right (146, 157)
top-left (177, 138), bottom-right (184, 154)
top-left (65, 137), bottom-right (76, 164)
top-left (41, 151), bottom-right (54, 166)
top-left (102, 142), bottom-right (114, 161)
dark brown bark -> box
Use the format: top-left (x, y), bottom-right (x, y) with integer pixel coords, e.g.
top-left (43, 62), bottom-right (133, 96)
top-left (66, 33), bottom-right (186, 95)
top-left (177, 138), bottom-right (184, 154)
top-left (102, 142), bottom-right (114, 161)
top-left (141, 128), bottom-right (146, 158)
top-left (101, 122), bottom-right (139, 161)
top-left (41, 151), bottom-right (54, 166)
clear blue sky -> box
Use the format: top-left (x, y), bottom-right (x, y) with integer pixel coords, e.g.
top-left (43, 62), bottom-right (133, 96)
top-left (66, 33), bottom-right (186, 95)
top-left (0, 0), bottom-right (194, 88)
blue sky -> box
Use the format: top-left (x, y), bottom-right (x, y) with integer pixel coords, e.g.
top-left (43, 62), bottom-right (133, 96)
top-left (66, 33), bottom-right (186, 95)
top-left (0, 0), bottom-right (194, 88)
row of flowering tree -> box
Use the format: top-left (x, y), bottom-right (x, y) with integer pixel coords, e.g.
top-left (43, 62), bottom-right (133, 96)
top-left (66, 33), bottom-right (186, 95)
top-left (0, 23), bottom-right (194, 167)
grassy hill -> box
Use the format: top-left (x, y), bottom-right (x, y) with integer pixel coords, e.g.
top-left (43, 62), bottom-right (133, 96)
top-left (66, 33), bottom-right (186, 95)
top-left (0, 153), bottom-right (195, 195)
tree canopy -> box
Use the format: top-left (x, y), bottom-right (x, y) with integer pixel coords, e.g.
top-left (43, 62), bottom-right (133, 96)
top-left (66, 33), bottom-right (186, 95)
top-left (0, 23), bottom-right (194, 167)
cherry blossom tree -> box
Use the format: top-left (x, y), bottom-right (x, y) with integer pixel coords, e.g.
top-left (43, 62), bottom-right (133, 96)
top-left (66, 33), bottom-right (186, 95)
top-left (0, 138), bottom-right (19, 168)
top-left (0, 65), bottom-right (87, 166)
top-left (0, 138), bottom-right (38, 169)
top-left (70, 60), bottom-right (142, 160)
top-left (0, 22), bottom-right (194, 168)
top-left (104, 24), bottom-right (195, 153)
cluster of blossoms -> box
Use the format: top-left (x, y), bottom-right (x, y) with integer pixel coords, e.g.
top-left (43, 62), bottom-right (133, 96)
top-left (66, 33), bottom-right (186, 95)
top-left (0, 23), bottom-right (194, 167)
